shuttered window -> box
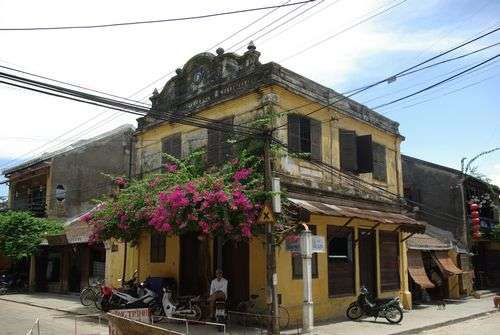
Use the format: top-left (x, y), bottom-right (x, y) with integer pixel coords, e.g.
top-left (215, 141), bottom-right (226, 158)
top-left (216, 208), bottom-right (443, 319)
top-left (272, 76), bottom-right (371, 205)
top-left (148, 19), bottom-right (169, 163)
top-left (207, 117), bottom-right (234, 165)
top-left (150, 231), bottom-right (166, 263)
top-left (327, 226), bottom-right (355, 296)
top-left (287, 114), bottom-right (322, 161)
top-left (379, 231), bottom-right (400, 291)
top-left (372, 142), bottom-right (387, 182)
top-left (356, 135), bottom-right (373, 173)
top-left (339, 129), bottom-right (358, 173)
top-left (161, 133), bottom-right (182, 164)
top-left (292, 225), bottom-right (318, 279)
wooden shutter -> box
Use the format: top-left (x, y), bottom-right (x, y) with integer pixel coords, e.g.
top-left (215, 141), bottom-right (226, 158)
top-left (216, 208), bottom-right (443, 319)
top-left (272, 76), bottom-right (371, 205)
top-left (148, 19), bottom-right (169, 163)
top-left (207, 117), bottom-right (233, 165)
top-left (327, 225), bottom-right (355, 296)
top-left (287, 114), bottom-right (301, 153)
top-left (372, 142), bottom-right (387, 181)
top-left (161, 133), bottom-right (182, 164)
top-left (310, 119), bottom-right (322, 161)
top-left (356, 135), bottom-right (373, 173)
top-left (379, 231), bottom-right (400, 291)
top-left (150, 231), bottom-right (166, 263)
top-left (339, 129), bottom-right (358, 173)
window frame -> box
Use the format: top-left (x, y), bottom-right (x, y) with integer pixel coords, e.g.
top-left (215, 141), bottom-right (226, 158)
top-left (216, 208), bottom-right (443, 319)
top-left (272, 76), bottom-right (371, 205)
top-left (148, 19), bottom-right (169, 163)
top-left (150, 230), bottom-right (166, 263)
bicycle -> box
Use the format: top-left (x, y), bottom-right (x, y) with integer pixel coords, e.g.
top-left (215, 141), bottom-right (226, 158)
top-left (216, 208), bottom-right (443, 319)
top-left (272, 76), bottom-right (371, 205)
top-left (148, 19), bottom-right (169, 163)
top-left (80, 279), bottom-right (103, 309)
top-left (235, 294), bottom-right (290, 329)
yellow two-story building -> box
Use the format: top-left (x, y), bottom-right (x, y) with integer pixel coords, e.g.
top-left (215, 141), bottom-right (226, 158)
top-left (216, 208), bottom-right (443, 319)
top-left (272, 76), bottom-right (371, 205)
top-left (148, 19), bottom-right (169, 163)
top-left (106, 44), bottom-right (424, 323)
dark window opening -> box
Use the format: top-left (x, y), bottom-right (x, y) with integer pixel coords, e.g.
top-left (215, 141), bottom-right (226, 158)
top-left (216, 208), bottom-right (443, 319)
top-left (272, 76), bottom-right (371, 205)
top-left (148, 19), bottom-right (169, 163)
top-left (287, 114), bottom-right (322, 160)
top-left (161, 133), bottom-right (182, 164)
top-left (207, 117), bottom-right (234, 165)
top-left (327, 226), bottom-right (355, 296)
top-left (150, 231), bottom-right (166, 263)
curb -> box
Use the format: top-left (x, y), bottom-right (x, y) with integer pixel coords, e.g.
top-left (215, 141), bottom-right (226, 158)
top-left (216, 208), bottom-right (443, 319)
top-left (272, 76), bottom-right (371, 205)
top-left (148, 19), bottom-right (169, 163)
top-left (391, 309), bottom-right (500, 335)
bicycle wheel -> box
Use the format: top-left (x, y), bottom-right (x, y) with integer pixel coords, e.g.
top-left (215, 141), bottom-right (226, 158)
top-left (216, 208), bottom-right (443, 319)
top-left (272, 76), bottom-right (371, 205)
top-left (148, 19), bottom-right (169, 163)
top-left (278, 306), bottom-right (290, 329)
top-left (80, 288), bottom-right (96, 306)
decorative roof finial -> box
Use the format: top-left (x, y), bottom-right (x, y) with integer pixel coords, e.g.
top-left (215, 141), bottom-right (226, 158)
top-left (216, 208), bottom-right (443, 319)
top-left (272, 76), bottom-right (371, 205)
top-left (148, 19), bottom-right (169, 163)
top-left (216, 47), bottom-right (225, 56)
top-left (175, 68), bottom-right (183, 75)
top-left (247, 41), bottom-right (256, 51)
top-left (152, 88), bottom-right (159, 96)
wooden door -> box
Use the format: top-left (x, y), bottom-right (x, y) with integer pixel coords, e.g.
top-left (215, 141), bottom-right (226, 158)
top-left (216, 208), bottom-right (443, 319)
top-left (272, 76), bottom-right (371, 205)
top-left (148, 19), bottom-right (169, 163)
top-left (221, 241), bottom-right (249, 308)
top-left (359, 229), bottom-right (377, 297)
top-left (179, 233), bottom-right (201, 296)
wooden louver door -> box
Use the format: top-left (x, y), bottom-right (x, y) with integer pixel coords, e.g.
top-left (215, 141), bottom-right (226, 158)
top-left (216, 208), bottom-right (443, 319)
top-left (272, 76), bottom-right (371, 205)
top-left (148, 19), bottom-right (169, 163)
top-left (359, 229), bottom-right (377, 297)
top-left (179, 233), bottom-right (200, 296)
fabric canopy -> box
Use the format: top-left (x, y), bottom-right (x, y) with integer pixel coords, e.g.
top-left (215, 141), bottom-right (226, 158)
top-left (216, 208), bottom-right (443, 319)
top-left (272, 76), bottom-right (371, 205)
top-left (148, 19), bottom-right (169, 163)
top-left (433, 251), bottom-right (463, 277)
top-left (407, 250), bottom-right (435, 289)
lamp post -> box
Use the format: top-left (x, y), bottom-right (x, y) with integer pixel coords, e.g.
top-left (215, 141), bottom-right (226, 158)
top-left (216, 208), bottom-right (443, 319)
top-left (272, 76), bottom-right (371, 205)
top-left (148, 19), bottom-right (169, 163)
top-left (300, 227), bottom-right (313, 333)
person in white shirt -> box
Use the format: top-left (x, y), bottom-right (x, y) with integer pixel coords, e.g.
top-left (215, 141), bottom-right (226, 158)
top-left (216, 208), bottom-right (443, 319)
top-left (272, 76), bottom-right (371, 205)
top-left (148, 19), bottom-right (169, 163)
top-left (207, 269), bottom-right (228, 319)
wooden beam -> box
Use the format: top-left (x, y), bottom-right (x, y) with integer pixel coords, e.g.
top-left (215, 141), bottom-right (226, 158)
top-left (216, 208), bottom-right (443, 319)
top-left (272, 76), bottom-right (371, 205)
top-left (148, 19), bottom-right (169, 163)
top-left (392, 225), bottom-right (402, 232)
top-left (401, 232), bottom-right (416, 242)
top-left (343, 217), bottom-right (354, 227)
top-left (370, 222), bottom-right (381, 232)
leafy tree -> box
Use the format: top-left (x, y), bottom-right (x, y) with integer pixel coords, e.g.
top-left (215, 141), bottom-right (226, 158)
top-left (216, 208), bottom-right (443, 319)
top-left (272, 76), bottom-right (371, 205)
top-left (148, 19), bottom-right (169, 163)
top-left (0, 211), bottom-right (63, 259)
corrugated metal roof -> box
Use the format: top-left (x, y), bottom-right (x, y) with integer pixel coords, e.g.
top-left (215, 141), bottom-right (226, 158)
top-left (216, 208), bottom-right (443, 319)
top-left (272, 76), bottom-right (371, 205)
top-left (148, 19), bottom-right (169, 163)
top-left (288, 198), bottom-right (425, 233)
top-left (407, 233), bottom-right (452, 251)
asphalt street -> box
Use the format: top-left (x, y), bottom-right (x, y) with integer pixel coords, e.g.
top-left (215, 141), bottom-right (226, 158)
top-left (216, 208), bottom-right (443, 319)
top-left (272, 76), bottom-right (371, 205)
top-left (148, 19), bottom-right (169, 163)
top-left (0, 300), bottom-right (107, 335)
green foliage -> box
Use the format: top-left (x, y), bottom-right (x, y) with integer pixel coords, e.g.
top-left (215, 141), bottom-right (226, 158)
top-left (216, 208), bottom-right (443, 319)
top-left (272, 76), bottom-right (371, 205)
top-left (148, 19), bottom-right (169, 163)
top-left (0, 211), bottom-right (63, 259)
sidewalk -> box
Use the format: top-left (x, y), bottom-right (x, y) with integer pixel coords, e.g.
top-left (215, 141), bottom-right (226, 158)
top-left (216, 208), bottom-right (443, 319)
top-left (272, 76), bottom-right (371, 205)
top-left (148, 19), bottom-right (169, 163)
top-left (284, 296), bottom-right (499, 335)
top-left (0, 292), bottom-right (498, 334)
top-left (0, 292), bottom-right (99, 315)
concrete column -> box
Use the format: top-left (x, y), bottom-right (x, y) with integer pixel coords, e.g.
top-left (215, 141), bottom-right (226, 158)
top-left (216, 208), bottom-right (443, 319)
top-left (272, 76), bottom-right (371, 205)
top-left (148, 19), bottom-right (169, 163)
top-left (375, 229), bottom-right (381, 297)
top-left (354, 226), bottom-right (360, 296)
top-left (400, 232), bottom-right (412, 309)
top-left (29, 255), bottom-right (36, 292)
top-left (60, 248), bottom-right (70, 293)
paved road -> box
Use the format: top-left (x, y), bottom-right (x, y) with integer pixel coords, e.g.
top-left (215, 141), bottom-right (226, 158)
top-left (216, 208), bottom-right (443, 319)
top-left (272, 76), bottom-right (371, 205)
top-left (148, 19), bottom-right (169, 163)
top-left (418, 312), bottom-right (500, 335)
top-left (0, 300), bottom-right (107, 335)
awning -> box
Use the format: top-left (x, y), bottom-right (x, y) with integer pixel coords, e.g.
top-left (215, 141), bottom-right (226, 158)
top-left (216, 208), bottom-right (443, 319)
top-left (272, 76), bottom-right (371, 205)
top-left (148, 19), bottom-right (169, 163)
top-left (433, 251), bottom-right (463, 277)
top-left (407, 233), bottom-right (452, 251)
top-left (408, 250), bottom-right (435, 289)
top-left (288, 198), bottom-right (425, 233)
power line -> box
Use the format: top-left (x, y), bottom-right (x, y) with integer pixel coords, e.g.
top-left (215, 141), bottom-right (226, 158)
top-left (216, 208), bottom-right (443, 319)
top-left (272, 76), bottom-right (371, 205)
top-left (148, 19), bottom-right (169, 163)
top-left (0, 1), bottom-right (316, 31)
top-left (279, 0), bottom-right (409, 63)
top-left (272, 24), bottom-right (500, 130)
top-left (372, 52), bottom-right (500, 110)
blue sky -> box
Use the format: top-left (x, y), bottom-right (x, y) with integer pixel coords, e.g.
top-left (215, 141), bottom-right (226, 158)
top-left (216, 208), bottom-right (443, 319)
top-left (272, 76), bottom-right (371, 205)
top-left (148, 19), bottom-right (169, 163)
top-left (0, 0), bottom-right (499, 200)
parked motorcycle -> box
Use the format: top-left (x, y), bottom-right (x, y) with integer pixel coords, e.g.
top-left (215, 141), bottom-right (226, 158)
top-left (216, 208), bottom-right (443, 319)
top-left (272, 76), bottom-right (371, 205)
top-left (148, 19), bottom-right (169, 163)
top-left (100, 275), bottom-right (161, 314)
top-left (0, 273), bottom-right (27, 295)
top-left (346, 286), bottom-right (403, 324)
top-left (161, 288), bottom-right (202, 321)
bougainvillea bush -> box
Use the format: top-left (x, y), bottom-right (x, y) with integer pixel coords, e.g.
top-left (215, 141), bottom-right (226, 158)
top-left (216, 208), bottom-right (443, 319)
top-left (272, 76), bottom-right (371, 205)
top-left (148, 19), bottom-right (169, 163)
top-left (83, 148), bottom-right (278, 244)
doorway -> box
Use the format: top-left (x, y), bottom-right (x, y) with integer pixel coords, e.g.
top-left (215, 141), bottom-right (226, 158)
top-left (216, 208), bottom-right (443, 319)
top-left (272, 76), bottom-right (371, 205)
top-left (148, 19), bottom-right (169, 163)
top-left (213, 240), bottom-right (249, 308)
top-left (359, 229), bottom-right (377, 297)
top-left (179, 233), bottom-right (203, 296)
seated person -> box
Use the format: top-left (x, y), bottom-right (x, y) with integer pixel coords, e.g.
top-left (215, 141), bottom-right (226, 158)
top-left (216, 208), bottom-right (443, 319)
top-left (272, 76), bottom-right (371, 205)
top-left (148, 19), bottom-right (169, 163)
top-left (207, 269), bottom-right (228, 319)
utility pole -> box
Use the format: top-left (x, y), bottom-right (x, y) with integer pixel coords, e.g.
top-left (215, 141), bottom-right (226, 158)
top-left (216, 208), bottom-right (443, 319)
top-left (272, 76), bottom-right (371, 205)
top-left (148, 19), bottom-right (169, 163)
top-left (263, 130), bottom-right (279, 334)
top-left (300, 227), bottom-right (314, 333)
top-left (121, 135), bottom-right (134, 284)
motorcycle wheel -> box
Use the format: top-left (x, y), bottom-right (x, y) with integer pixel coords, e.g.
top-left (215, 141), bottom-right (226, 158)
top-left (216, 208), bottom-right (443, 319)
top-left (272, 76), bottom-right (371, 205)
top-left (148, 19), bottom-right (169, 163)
top-left (346, 304), bottom-right (363, 320)
top-left (80, 289), bottom-right (96, 306)
top-left (0, 287), bottom-right (7, 295)
top-left (188, 305), bottom-right (202, 321)
top-left (385, 306), bottom-right (403, 324)
top-left (151, 303), bottom-right (163, 317)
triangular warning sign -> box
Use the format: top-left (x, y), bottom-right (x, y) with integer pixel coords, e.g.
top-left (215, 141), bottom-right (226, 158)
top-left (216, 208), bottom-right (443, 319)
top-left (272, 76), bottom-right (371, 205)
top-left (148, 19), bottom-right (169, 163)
top-left (257, 204), bottom-right (275, 224)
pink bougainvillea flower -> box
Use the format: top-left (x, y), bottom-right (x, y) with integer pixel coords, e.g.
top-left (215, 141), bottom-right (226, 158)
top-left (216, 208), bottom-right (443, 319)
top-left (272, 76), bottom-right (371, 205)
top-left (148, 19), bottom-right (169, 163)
top-left (80, 211), bottom-right (94, 223)
top-left (114, 176), bottom-right (128, 188)
top-left (164, 163), bottom-right (178, 173)
top-left (286, 234), bottom-right (300, 242)
top-left (229, 159), bottom-right (239, 165)
top-left (241, 225), bottom-right (252, 238)
top-left (233, 168), bottom-right (252, 182)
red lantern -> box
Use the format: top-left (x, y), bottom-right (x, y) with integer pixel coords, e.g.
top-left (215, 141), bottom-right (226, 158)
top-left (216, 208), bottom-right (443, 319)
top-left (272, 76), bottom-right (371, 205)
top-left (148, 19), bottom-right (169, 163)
top-left (470, 203), bottom-right (481, 240)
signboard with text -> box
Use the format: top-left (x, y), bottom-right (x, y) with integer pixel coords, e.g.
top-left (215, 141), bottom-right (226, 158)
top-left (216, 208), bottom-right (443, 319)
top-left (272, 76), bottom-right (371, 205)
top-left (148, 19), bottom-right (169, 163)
top-left (286, 235), bottom-right (326, 253)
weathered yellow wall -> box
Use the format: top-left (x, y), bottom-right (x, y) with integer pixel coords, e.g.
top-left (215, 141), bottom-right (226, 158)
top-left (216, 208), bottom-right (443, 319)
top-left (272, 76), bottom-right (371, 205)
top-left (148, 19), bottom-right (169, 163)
top-left (271, 86), bottom-right (403, 197)
top-left (137, 232), bottom-right (179, 282)
top-left (105, 240), bottom-right (139, 287)
top-left (274, 215), bottom-right (406, 322)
